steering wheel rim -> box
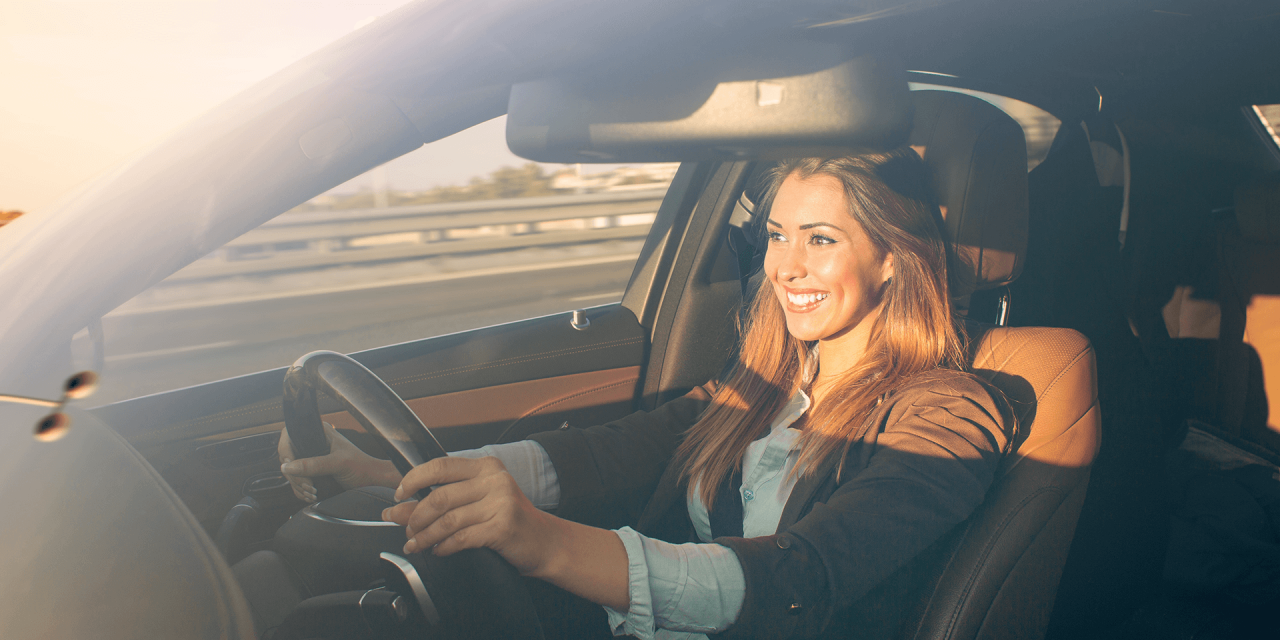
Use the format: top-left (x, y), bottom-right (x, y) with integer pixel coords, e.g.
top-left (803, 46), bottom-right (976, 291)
top-left (282, 350), bottom-right (544, 640)
top-left (283, 350), bottom-right (448, 496)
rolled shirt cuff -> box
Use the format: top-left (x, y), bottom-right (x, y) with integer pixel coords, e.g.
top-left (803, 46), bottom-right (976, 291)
top-left (605, 527), bottom-right (745, 639)
top-left (452, 441), bottom-right (560, 510)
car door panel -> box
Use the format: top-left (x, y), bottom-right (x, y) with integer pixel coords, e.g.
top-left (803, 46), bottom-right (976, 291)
top-left (93, 304), bottom-right (647, 530)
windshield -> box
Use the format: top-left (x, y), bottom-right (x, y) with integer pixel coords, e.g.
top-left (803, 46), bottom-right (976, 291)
top-left (0, 0), bottom-right (969, 400)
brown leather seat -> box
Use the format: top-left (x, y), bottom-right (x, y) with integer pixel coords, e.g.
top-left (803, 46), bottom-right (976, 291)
top-left (896, 92), bottom-right (1102, 640)
top-left (904, 324), bottom-right (1100, 639)
top-left (1220, 173), bottom-right (1280, 448)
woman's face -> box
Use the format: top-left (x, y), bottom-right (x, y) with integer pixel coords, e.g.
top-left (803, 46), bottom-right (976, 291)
top-left (764, 173), bottom-right (893, 347)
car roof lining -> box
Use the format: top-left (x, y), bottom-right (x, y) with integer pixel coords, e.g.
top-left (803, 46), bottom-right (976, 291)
top-left (326, 1), bottom-right (1280, 124)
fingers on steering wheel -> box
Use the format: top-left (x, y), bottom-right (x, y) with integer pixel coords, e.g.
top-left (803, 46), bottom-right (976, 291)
top-left (395, 455), bottom-right (503, 501)
top-left (405, 500), bottom-right (498, 555)
top-left (288, 475), bottom-right (316, 502)
top-left (404, 480), bottom-right (489, 534)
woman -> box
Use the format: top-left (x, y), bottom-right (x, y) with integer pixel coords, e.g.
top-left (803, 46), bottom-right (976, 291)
top-left (280, 149), bottom-right (1014, 638)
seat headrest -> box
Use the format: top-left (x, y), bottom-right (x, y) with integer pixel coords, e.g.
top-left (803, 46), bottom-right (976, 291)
top-left (909, 91), bottom-right (1029, 297)
top-left (1236, 172), bottom-right (1280, 244)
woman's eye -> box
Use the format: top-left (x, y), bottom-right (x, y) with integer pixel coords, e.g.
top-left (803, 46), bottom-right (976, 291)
top-left (767, 231), bottom-right (786, 243)
top-left (810, 234), bottom-right (836, 245)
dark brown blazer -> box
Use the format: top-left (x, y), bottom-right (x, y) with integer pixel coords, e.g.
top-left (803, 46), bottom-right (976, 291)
top-left (530, 368), bottom-right (1014, 639)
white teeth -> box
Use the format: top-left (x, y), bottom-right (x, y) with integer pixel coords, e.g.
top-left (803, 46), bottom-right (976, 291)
top-left (787, 292), bottom-right (828, 306)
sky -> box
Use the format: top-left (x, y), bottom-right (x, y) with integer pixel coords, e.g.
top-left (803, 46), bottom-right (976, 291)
top-left (1, 0), bottom-right (563, 213)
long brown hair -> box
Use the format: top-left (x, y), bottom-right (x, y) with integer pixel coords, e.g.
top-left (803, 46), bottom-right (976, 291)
top-left (677, 149), bottom-right (968, 508)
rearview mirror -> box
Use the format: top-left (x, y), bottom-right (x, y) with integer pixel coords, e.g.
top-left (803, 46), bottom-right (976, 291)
top-left (506, 55), bottom-right (912, 163)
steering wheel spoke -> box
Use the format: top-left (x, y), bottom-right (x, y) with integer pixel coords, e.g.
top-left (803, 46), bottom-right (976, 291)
top-left (279, 350), bottom-right (543, 639)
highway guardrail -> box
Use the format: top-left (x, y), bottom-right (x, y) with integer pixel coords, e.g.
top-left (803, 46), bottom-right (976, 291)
top-left (166, 188), bottom-right (666, 282)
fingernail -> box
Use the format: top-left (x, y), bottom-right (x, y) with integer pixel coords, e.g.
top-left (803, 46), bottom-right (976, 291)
top-left (404, 539), bottom-right (418, 554)
top-left (281, 462), bottom-right (297, 474)
top-left (381, 508), bottom-right (390, 521)
top-left (394, 486), bottom-right (404, 501)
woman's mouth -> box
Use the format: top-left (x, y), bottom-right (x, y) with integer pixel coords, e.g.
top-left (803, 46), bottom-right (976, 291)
top-left (785, 291), bottom-right (828, 311)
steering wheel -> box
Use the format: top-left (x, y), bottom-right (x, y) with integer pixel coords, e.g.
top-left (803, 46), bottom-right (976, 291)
top-left (282, 350), bottom-right (544, 640)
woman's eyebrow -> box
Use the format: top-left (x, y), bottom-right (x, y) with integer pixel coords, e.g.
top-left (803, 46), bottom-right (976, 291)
top-left (799, 222), bottom-right (844, 232)
top-left (765, 219), bottom-right (844, 232)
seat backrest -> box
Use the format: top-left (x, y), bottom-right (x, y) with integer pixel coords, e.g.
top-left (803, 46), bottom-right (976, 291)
top-left (896, 91), bottom-right (1102, 640)
top-left (1005, 118), bottom-right (1169, 637)
top-left (902, 324), bottom-right (1100, 640)
top-left (1224, 173), bottom-right (1280, 447)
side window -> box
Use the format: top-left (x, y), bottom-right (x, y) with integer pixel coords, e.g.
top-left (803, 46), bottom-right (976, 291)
top-left (87, 116), bottom-right (675, 404)
top-left (1253, 104), bottom-right (1280, 149)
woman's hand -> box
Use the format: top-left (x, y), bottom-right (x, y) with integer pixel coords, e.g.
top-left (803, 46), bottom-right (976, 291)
top-left (278, 422), bottom-right (401, 502)
top-left (381, 456), bottom-right (631, 610)
top-left (381, 456), bottom-right (555, 574)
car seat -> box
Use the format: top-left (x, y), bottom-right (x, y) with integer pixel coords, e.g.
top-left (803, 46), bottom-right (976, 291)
top-left (1216, 172), bottom-right (1280, 450)
top-left (884, 91), bottom-right (1101, 640)
top-left (1002, 118), bottom-right (1172, 638)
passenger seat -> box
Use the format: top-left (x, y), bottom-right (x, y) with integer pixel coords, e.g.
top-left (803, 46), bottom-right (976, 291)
top-left (1002, 117), bottom-right (1173, 639)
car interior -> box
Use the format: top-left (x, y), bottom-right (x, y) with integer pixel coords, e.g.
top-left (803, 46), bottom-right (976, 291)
top-left (8, 4), bottom-right (1279, 640)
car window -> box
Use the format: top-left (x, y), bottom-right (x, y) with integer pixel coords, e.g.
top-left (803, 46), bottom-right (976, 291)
top-left (84, 115), bottom-right (674, 404)
top-left (1253, 104), bottom-right (1280, 150)
top-left (909, 82), bottom-right (1061, 171)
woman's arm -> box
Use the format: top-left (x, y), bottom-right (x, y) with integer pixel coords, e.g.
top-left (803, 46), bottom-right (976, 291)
top-left (381, 455), bottom-right (631, 610)
top-left (277, 423), bottom-right (561, 506)
top-left (451, 441), bottom-right (561, 510)
top-left (381, 455), bottom-right (751, 638)
top-left (528, 385), bottom-right (715, 519)
top-left (607, 527), bottom-right (746, 638)
top-left (278, 422), bottom-right (402, 501)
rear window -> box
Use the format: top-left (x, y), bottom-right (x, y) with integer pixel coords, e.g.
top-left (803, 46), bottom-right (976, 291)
top-left (1252, 104), bottom-right (1280, 149)
top-left (909, 83), bottom-right (1061, 171)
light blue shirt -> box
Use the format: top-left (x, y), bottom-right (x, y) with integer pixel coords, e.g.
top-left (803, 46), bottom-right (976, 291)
top-left (460, 389), bottom-right (811, 640)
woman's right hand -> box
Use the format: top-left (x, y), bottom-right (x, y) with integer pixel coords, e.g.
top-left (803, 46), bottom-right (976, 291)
top-left (278, 422), bottom-right (402, 502)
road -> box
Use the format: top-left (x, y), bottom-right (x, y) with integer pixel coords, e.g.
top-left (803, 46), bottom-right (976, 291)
top-left (90, 254), bottom-right (638, 405)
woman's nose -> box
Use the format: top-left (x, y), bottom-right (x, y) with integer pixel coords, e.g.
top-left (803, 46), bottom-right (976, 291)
top-left (773, 246), bottom-right (806, 281)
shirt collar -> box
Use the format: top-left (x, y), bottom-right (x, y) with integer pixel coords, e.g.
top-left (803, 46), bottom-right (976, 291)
top-left (802, 344), bottom-right (819, 386)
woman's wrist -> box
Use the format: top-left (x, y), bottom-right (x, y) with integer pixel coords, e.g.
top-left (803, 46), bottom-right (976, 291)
top-left (527, 513), bottom-right (630, 611)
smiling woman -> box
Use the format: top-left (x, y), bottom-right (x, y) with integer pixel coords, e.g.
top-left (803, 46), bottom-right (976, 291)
top-left (765, 172), bottom-right (892, 349)
top-left (324, 148), bottom-right (1016, 639)
top-left (680, 150), bottom-right (971, 510)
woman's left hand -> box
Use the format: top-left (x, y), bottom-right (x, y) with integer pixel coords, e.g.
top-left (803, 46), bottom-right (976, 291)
top-left (381, 456), bottom-right (557, 576)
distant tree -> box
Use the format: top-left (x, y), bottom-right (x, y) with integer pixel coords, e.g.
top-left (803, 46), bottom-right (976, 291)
top-left (288, 162), bottom-right (562, 212)
top-left (399, 162), bottom-right (557, 206)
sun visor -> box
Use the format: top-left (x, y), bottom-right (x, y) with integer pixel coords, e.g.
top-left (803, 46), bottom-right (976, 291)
top-left (506, 56), bottom-right (912, 163)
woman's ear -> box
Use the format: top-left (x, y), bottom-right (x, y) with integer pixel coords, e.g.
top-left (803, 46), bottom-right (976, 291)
top-left (881, 252), bottom-right (894, 285)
